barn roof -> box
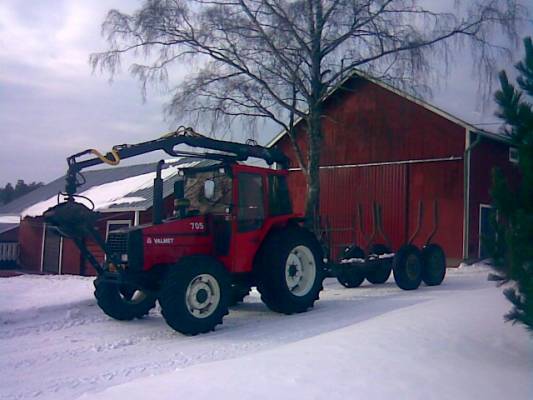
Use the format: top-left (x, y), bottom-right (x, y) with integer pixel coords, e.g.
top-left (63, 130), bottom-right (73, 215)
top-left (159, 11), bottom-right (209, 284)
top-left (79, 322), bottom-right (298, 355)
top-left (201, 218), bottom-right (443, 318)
top-left (267, 70), bottom-right (509, 148)
top-left (0, 158), bottom-right (219, 218)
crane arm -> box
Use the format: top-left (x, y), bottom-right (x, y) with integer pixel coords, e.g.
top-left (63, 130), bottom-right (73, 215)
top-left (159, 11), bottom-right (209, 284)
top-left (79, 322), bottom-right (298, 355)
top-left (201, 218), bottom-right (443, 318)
top-left (65, 127), bottom-right (288, 196)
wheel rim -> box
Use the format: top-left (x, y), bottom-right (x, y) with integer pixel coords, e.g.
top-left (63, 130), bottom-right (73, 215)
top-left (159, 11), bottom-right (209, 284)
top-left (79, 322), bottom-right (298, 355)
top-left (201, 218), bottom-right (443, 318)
top-left (405, 253), bottom-right (421, 280)
top-left (285, 245), bottom-right (317, 296)
top-left (119, 286), bottom-right (148, 304)
top-left (185, 274), bottom-right (221, 319)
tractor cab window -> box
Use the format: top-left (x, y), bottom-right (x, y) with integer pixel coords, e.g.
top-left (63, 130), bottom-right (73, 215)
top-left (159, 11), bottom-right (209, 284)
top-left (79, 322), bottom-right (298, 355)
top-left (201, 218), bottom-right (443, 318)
top-left (237, 173), bottom-right (265, 232)
top-left (184, 169), bottom-right (232, 214)
top-left (268, 175), bottom-right (292, 216)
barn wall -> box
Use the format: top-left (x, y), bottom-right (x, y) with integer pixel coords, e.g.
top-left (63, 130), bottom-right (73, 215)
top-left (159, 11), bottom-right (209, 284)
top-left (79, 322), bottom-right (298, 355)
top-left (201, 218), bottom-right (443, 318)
top-left (407, 160), bottom-right (464, 264)
top-left (279, 78), bottom-right (466, 264)
top-left (288, 159), bottom-right (464, 263)
top-left (61, 239), bottom-right (81, 275)
top-left (278, 78), bottom-right (466, 167)
top-left (468, 136), bottom-right (518, 258)
top-left (18, 217), bottom-right (44, 271)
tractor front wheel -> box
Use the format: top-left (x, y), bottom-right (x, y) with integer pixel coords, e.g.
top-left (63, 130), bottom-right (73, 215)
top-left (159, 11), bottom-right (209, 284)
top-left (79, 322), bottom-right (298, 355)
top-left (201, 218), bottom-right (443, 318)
top-left (94, 279), bottom-right (156, 321)
top-left (158, 256), bottom-right (230, 335)
top-left (256, 227), bottom-right (324, 314)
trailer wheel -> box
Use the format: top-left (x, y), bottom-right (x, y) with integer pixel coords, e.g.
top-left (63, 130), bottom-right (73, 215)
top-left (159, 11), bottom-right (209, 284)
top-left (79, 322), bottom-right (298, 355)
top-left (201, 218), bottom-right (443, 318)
top-left (422, 244), bottom-right (446, 286)
top-left (336, 246), bottom-right (366, 288)
top-left (366, 244), bottom-right (393, 284)
top-left (256, 227), bottom-right (324, 314)
top-left (94, 279), bottom-right (156, 321)
top-left (393, 245), bottom-right (423, 290)
top-left (159, 255), bottom-right (230, 335)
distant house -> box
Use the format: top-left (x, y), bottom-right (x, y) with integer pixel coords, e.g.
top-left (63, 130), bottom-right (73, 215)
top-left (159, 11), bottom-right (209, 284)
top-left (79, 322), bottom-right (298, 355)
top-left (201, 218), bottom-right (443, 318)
top-left (0, 158), bottom-right (215, 275)
top-left (269, 72), bottom-right (519, 265)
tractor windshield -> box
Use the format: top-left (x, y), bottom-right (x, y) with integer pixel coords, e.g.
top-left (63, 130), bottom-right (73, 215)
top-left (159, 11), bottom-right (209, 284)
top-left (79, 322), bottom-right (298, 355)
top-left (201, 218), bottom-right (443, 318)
top-left (184, 169), bottom-right (232, 214)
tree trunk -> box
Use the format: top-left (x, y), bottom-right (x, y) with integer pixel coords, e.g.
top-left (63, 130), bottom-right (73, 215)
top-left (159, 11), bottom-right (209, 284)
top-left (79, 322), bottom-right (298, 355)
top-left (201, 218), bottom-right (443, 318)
top-left (304, 108), bottom-right (322, 232)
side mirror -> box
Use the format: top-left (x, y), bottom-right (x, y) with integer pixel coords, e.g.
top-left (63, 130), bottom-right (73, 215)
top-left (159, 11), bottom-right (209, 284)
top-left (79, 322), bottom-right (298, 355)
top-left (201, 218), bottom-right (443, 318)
top-left (204, 179), bottom-right (215, 200)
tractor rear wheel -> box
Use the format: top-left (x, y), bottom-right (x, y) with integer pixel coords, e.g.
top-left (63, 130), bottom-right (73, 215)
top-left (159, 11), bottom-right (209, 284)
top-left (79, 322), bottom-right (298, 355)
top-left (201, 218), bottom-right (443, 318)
top-left (393, 245), bottom-right (423, 290)
top-left (366, 244), bottom-right (393, 284)
top-left (422, 244), bottom-right (446, 286)
top-left (336, 245), bottom-right (366, 288)
top-left (256, 227), bottom-right (324, 314)
top-left (94, 279), bottom-right (156, 321)
top-left (158, 255), bottom-right (230, 335)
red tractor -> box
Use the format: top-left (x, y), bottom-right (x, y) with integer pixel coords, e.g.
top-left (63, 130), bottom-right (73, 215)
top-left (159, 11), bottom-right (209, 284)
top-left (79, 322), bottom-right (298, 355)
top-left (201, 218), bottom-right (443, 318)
top-left (45, 127), bottom-right (446, 335)
top-left (44, 128), bottom-right (325, 335)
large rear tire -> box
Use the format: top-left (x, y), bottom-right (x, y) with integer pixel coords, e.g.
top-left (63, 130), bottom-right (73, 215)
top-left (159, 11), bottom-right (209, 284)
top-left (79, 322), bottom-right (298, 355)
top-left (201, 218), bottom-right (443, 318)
top-left (256, 227), bottom-right (324, 314)
top-left (366, 244), bottom-right (393, 284)
top-left (336, 245), bottom-right (366, 288)
top-left (422, 244), bottom-right (446, 286)
top-left (158, 255), bottom-right (230, 335)
top-left (393, 245), bottom-right (423, 290)
top-left (94, 279), bottom-right (156, 321)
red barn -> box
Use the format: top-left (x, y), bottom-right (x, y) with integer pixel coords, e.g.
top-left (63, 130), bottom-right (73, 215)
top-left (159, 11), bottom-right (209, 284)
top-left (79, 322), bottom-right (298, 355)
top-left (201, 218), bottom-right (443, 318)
top-left (269, 73), bottom-right (518, 266)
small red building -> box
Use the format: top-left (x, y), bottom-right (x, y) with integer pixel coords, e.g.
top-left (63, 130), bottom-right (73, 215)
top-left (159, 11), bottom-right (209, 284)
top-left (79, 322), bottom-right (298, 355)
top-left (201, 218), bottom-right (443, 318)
top-left (269, 73), bottom-right (518, 266)
top-left (0, 159), bottom-right (212, 275)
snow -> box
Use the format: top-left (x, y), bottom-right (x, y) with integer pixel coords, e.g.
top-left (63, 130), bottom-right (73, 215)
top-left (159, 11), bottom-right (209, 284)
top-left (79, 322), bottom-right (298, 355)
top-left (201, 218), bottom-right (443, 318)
top-left (0, 215), bottom-right (20, 224)
top-left (21, 166), bottom-right (181, 217)
top-left (0, 264), bottom-right (531, 400)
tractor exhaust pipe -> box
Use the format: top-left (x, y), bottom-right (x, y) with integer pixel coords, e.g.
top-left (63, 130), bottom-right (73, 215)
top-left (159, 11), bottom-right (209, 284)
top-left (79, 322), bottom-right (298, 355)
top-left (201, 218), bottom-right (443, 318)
top-left (153, 160), bottom-right (165, 225)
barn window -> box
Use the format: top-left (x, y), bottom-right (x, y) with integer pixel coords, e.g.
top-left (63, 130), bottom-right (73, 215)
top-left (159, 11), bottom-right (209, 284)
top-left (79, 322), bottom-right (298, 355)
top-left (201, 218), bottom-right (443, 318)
top-left (509, 147), bottom-right (519, 164)
top-left (106, 220), bottom-right (131, 239)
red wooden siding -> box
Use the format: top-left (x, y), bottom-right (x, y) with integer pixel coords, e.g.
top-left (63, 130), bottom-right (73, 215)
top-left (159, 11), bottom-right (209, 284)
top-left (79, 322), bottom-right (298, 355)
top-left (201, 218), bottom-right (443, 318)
top-left (288, 159), bottom-right (464, 262)
top-left (18, 218), bottom-right (43, 271)
top-left (407, 161), bottom-right (464, 264)
top-left (278, 78), bottom-right (466, 168)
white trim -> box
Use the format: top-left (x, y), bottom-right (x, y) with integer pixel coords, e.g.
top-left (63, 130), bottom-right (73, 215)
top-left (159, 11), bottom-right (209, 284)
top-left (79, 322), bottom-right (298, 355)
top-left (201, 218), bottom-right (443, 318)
top-left (509, 147), bottom-right (519, 164)
top-left (287, 156), bottom-right (462, 172)
top-left (463, 129), bottom-right (471, 260)
top-left (134, 211), bottom-right (140, 226)
top-left (266, 70), bottom-right (508, 148)
top-left (40, 223), bottom-right (46, 273)
top-left (478, 204), bottom-right (493, 259)
top-left (105, 220), bottom-right (132, 239)
top-left (58, 237), bottom-right (64, 275)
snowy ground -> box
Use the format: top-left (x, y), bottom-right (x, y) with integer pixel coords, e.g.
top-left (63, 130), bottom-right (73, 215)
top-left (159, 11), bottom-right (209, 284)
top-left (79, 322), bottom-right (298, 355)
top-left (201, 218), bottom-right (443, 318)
top-left (0, 265), bottom-right (531, 400)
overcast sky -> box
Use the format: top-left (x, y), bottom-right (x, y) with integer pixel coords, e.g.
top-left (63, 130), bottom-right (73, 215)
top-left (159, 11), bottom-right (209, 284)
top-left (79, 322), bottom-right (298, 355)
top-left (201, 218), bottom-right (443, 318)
top-left (0, 0), bottom-right (531, 187)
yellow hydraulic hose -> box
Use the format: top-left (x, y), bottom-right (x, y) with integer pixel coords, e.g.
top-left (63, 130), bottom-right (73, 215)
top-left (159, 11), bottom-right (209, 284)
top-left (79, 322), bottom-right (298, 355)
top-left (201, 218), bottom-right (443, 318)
top-left (89, 148), bottom-right (121, 166)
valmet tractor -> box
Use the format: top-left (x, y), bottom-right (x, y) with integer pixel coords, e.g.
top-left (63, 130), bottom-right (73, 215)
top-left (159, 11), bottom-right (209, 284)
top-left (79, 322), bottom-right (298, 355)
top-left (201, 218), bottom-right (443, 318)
top-left (44, 127), bottom-right (325, 335)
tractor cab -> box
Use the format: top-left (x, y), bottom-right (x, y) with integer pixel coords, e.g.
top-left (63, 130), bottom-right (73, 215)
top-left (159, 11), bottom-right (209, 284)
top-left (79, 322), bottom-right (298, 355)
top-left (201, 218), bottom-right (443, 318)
top-left (110, 162), bottom-right (297, 277)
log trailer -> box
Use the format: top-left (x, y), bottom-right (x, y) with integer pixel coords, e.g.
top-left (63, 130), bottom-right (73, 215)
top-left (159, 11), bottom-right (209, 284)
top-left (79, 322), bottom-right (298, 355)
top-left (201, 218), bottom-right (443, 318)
top-left (44, 127), bottom-right (446, 335)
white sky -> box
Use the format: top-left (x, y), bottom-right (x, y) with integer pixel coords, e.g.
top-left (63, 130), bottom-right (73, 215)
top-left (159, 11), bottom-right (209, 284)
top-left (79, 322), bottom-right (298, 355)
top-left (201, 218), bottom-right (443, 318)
top-left (0, 0), bottom-right (531, 187)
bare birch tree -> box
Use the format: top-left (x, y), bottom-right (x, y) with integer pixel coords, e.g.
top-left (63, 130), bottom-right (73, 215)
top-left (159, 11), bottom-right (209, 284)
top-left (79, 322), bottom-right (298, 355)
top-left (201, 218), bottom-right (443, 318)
top-left (91, 0), bottom-right (523, 223)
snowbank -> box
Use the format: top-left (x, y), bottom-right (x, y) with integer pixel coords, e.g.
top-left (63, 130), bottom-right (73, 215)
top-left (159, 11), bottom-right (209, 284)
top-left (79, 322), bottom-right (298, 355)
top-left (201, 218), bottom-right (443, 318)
top-left (81, 273), bottom-right (531, 400)
top-left (1, 267), bottom-right (530, 400)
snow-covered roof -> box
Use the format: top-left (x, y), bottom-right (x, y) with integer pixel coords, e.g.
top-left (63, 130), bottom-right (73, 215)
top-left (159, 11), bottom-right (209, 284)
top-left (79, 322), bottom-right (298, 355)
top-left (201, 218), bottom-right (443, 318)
top-left (0, 158), bottom-right (219, 219)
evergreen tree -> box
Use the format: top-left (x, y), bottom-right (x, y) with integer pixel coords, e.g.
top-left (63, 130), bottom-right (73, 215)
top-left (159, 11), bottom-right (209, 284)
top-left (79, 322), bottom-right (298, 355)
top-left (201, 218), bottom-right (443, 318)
top-left (490, 37), bottom-right (533, 332)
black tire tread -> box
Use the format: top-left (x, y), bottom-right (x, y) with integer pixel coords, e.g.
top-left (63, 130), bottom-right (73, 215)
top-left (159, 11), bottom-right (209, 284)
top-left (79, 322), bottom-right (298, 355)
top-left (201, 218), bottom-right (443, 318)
top-left (366, 244), bottom-right (393, 284)
top-left (158, 255), bottom-right (230, 335)
top-left (94, 279), bottom-right (156, 321)
top-left (393, 244), bottom-right (423, 291)
top-left (256, 227), bottom-right (324, 314)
